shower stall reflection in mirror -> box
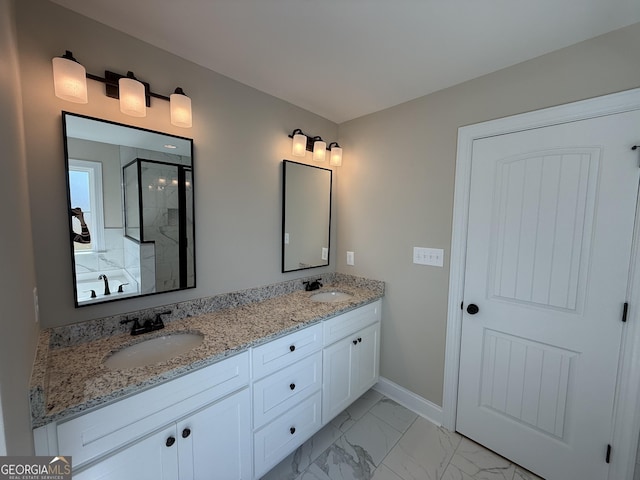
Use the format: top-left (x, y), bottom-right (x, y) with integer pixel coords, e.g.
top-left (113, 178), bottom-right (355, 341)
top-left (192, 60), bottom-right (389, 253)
top-left (123, 158), bottom-right (195, 295)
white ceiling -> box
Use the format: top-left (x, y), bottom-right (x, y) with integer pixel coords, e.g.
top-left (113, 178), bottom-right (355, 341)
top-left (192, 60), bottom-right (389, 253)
top-left (50, 0), bottom-right (640, 123)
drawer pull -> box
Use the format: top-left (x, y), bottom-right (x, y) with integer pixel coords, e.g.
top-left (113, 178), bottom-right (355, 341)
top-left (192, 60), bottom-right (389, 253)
top-left (289, 345), bottom-right (296, 352)
top-left (358, 337), bottom-right (362, 343)
top-left (166, 436), bottom-right (176, 447)
top-left (182, 428), bottom-right (191, 439)
top-left (290, 427), bottom-right (296, 435)
top-left (353, 339), bottom-right (358, 345)
top-left (290, 383), bottom-right (296, 390)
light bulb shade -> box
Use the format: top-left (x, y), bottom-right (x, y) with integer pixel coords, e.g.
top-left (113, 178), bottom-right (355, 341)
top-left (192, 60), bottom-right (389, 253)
top-left (52, 56), bottom-right (87, 103)
top-left (330, 146), bottom-right (343, 166)
top-left (313, 140), bottom-right (326, 162)
top-left (170, 90), bottom-right (192, 128)
top-left (119, 77), bottom-right (146, 117)
top-left (292, 133), bottom-right (307, 157)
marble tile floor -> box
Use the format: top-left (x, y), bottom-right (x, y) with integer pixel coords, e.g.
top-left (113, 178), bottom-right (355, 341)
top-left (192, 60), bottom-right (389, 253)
top-left (261, 389), bottom-right (543, 480)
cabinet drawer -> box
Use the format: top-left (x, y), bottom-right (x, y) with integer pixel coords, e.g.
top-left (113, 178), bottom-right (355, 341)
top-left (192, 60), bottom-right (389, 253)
top-left (252, 323), bottom-right (322, 379)
top-left (253, 351), bottom-right (322, 429)
top-left (57, 351), bottom-right (249, 468)
top-left (323, 300), bottom-right (381, 346)
top-left (253, 390), bottom-right (322, 478)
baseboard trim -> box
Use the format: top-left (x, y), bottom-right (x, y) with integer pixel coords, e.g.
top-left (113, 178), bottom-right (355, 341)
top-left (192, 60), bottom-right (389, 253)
top-left (373, 377), bottom-right (443, 426)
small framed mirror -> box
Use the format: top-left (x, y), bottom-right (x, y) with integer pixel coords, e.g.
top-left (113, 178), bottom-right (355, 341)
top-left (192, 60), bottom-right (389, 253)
top-left (282, 160), bottom-right (332, 272)
top-left (63, 112), bottom-right (196, 307)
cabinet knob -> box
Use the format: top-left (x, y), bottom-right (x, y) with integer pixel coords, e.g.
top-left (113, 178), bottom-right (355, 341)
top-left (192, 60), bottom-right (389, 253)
top-left (166, 436), bottom-right (176, 447)
top-left (358, 337), bottom-right (362, 343)
top-left (290, 427), bottom-right (296, 435)
top-left (353, 339), bottom-right (358, 345)
top-left (290, 383), bottom-right (296, 390)
top-left (289, 345), bottom-right (296, 352)
top-left (182, 428), bottom-right (191, 439)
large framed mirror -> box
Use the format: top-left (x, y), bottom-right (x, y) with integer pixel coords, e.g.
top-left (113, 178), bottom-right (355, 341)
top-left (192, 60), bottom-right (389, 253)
top-left (63, 112), bottom-right (195, 307)
top-left (282, 160), bottom-right (332, 272)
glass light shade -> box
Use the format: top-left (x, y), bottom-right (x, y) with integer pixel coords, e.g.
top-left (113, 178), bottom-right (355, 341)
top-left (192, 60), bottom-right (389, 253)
top-left (292, 133), bottom-right (307, 157)
top-left (313, 140), bottom-right (326, 162)
top-left (52, 56), bottom-right (88, 103)
top-left (330, 146), bottom-right (343, 166)
top-left (119, 77), bottom-right (146, 117)
top-left (170, 91), bottom-right (192, 128)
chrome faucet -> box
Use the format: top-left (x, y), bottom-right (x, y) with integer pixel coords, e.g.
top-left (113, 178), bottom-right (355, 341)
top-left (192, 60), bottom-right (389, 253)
top-left (98, 274), bottom-right (111, 295)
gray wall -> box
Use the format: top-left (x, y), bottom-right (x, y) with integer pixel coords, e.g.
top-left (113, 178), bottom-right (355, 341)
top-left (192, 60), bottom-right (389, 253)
top-left (0, 0), bottom-right (39, 454)
top-left (336, 22), bottom-right (640, 406)
top-left (15, 0), bottom-right (339, 328)
top-left (10, 0), bottom-right (640, 455)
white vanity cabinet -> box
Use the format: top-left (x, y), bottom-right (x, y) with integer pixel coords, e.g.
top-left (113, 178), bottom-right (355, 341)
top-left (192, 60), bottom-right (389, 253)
top-left (251, 323), bottom-right (323, 478)
top-left (322, 300), bottom-right (381, 423)
top-left (35, 351), bottom-right (252, 479)
top-left (74, 389), bottom-right (251, 480)
top-left (33, 299), bottom-right (383, 480)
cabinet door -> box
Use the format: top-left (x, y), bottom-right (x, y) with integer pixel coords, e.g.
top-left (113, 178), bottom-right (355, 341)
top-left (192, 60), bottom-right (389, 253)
top-left (73, 426), bottom-right (178, 480)
top-left (354, 322), bottom-right (380, 395)
top-left (322, 335), bottom-right (355, 422)
top-left (177, 388), bottom-right (252, 480)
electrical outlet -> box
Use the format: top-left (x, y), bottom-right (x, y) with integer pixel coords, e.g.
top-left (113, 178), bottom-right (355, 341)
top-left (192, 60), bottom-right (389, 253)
top-left (347, 251), bottom-right (355, 266)
top-left (321, 247), bottom-right (328, 261)
top-left (284, 233), bottom-right (290, 245)
top-left (33, 287), bottom-right (40, 323)
top-left (413, 247), bottom-right (444, 267)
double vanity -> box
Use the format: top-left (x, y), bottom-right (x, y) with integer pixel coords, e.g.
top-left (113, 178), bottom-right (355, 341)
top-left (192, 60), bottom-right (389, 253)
top-left (31, 274), bottom-right (384, 479)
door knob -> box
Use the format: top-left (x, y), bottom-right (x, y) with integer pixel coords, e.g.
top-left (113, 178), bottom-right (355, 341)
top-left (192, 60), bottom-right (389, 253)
top-left (290, 383), bottom-right (296, 390)
top-left (182, 428), bottom-right (191, 438)
top-left (466, 304), bottom-right (479, 315)
top-left (166, 436), bottom-right (176, 447)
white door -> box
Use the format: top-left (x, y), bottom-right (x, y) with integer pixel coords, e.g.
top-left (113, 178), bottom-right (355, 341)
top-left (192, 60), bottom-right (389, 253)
top-left (354, 322), bottom-right (380, 394)
top-left (457, 110), bottom-right (640, 480)
top-left (73, 425), bottom-right (179, 480)
top-left (323, 336), bottom-right (355, 422)
top-left (177, 388), bottom-right (252, 480)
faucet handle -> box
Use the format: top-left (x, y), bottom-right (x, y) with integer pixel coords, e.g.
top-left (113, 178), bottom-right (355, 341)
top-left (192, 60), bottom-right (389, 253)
top-left (152, 310), bottom-right (171, 330)
top-left (117, 283), bottom-right (129, 293)
top-left (120, 318), bottom-right (145, 335)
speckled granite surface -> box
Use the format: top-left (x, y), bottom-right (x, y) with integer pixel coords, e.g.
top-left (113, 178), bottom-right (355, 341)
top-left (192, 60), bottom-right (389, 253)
top-left (30, 274), bottom-right (384, 428)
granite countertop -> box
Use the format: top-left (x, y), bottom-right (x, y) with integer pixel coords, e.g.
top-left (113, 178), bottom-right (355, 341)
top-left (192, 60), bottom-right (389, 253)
top-left (30, 278), bottom-right (383, 428)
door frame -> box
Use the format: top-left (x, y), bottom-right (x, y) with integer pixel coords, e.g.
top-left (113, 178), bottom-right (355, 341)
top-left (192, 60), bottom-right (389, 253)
top-left (443, 87), bottom-right (640, 479)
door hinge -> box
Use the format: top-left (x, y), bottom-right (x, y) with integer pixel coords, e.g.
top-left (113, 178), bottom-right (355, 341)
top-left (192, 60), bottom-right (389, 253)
top-left (606, 444), bottom-right (612, 464)
top-left (622, 302), bottom-right (629, 323)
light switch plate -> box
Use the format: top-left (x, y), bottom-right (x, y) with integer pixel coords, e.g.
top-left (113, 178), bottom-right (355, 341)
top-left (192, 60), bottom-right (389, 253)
top-left (413, 247), bottom-right (444, 267)
top-left (321, 247), bottom-right (328, 261)
top-left (346, 251), bottom-right (355, 266)
top-left (284, 233), bottom-right (290, 245)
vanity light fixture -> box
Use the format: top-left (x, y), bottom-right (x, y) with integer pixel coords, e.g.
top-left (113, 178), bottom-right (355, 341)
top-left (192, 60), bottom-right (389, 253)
top-left (291, 129), bottom-right (307, 157)
top-left (118, 72), bottom-right (146, 117)
top-left (288, 129), bottom-right (343, 165)
top-left (312, 136), bottom-right (326, 162)
top-left (328, 142), bottom-right (342, 167)
top-left (52, 50), bottom-right (193, 128)
top-left (52, 51), bottom-right (88, 104)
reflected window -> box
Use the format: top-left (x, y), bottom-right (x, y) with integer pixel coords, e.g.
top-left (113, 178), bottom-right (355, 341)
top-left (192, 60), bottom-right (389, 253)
top-left (68, 159), bottom-right (105, 252)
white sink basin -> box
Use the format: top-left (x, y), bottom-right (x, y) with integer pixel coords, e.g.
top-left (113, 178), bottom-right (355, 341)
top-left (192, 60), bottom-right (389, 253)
top-left (309, 291), bottom-right (353, 303)
top-left (104, 332), bottom-right (204, 370)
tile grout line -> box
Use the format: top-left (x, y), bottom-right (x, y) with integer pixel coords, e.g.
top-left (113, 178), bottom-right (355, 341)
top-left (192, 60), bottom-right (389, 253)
top-left (370, 400), bottom-right (421, 479)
